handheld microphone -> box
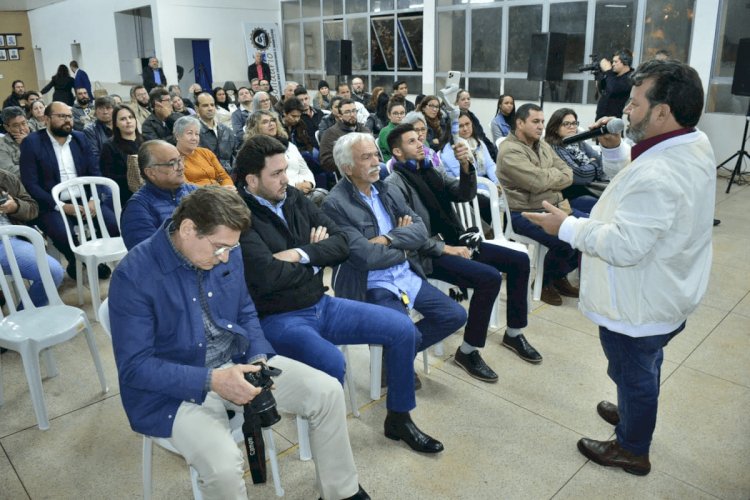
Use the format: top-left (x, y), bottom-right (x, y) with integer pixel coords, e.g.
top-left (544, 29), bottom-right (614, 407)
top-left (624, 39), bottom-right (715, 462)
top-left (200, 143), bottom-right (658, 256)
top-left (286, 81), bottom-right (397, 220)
top-left (562, 118), bottom-right (625, 145)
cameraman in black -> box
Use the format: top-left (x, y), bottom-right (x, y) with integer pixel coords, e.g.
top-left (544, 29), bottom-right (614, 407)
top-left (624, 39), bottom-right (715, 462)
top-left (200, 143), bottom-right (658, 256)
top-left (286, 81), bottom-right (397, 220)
top-left (110, 185), bottom-right (368, 500)
top-left (595, 49), bottom-right (634, 120)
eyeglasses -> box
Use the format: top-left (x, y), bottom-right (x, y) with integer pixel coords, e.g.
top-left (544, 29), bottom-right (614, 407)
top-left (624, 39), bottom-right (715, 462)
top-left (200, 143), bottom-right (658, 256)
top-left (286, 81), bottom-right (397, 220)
top-left (340, 109), bottom-right (357, 116)
top-left (390, 111), bottom-right (406, 117)
top-left (562, 121), bottom-right (580, 128)
top-left (150, 156), bottom-right (185, 170)
top-left (51, 113), bottom-right (73, 121)
top-left (206, 236), bottom-right (240, 257)
top-left (426, 104), bottom-right (440, 110)
top-left (159, 97), bottom-right (171, 103)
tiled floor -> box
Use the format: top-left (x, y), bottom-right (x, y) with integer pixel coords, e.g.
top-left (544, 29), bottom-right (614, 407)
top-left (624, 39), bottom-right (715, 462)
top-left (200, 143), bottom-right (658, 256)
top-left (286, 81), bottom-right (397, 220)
top-left (1, 175), bottom-right (748, 499)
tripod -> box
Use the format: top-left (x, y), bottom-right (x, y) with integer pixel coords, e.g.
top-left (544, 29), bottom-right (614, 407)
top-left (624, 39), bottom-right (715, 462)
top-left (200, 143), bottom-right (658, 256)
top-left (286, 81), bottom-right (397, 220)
top-left (716, 101), bottom-right (750, 193)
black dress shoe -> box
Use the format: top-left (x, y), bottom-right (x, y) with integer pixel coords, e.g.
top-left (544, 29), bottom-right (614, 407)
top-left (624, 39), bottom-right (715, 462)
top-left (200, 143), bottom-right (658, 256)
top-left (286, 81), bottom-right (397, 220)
top-left (577, 438), bottom-right (651, 476)
top-left (596, 400), bottom-right (620, 425)
top-left (454, 348), bottom-right (498, 382)
top-left (502, 332), bottom-right (543, 364)
top-left (97, 263), bottom-right (111, 279)
top-left (384, 412), bottom-right (444, 453)
top-left (713, 218), bottom-right (721, 226)
top-left (319, 484), bottom-right (371, 500)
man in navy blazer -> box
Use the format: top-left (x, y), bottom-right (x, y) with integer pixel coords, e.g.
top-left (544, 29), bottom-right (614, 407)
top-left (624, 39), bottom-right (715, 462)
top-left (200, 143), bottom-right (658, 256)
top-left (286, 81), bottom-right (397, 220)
top-left (142, 57), bottom-right (167, 92)
top-left (19, 101), bottom-right (119, 279)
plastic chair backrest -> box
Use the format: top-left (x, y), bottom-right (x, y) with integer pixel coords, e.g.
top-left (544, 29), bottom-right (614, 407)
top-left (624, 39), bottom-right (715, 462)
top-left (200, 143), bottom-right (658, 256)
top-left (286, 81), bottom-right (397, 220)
top-left (498, 183), bottom-right (520, 240)
top-left (451, 178), bottom-right (511, 245)
top-left (50, 176), bottom-right (123, 251)
top-left (0, 225), bottom-right (63, 317)
top-left (495, 136), bottom-right (506, 150)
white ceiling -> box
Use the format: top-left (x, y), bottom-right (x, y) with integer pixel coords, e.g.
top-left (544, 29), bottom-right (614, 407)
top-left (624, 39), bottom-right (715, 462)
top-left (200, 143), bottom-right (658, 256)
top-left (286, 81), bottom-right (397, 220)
top-left (0, 0), bottom-right (66, 11)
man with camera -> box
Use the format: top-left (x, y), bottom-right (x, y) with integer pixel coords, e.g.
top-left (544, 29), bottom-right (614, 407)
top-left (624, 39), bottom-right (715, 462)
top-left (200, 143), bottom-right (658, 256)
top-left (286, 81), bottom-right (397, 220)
top-left (595, 49), bottom-right (634, 120)
top-left (384, 124), bottom-right (542, 373)
top-left (109, 186), bottom-right (369, 500)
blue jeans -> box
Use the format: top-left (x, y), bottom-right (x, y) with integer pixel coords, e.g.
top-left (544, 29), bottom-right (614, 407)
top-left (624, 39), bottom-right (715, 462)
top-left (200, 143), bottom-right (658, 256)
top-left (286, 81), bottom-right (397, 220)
top-left (599, 323), bottom-right (685, 455)
top-left (430, 241), bottom-right (530, 342)
top-left (260, 295), bottom-right (418, 413)
top-left (0, 236), bottom-right (64, 307)
top-left (511, 209), bottom-right (588, 285)
top-left (365, 279), bottom-right (467, 352)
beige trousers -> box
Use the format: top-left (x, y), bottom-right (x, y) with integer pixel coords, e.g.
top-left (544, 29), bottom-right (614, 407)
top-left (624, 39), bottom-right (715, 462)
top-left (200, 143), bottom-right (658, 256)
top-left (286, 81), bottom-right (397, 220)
top-left (167, 355), bottom-right (359, 499)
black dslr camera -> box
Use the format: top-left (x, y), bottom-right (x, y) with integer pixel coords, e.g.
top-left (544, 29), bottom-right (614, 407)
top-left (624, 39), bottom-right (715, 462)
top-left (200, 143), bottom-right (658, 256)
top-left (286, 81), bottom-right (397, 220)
top-left (242, 365), bottom-right (282, 485)
top-left (578, 54), bottom-right (601, 74)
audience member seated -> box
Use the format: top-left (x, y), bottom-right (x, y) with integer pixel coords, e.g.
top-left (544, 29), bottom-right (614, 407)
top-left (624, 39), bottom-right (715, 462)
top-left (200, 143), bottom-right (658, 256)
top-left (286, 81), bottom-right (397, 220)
top-left (19, 101), bottom-right (119, 280)
top-left (377, 99), bottom-right (407, 162)
top-left (212, 86), bottom-right (235, 129)
top-left (236, 134), bottom-right (444, 455)
top-left (320, 99), bottom-right (371, 174)
top-left (99, 104), bottom-right (144, 206)
top-left (544, 108), bottom-right (607, 212)
top-left (294, 87), bottom-right (323, 148)
top-left (497, 103), bottom-right (583, 306)
top-left (455, 90), bottom-right (497, 160)
top-left (384, 112), bottom-right (440, 174)
top-left (40, 65), bottom-right (75, 106)
top-left (174, 116), bottom-right (234, 188)
top-left (251, 91), bottom-right (273, 114)
top-left (128, 85), bottom-right (151, 129)
top-left (120, 140), bottom-right (197, 250)
top-left (27, 100), bottom-right (48, 132)
top-left (366, 86), bottom-right (385, 113)
top-left (0, 169), bottom-right (64, 306)
top-left (110, 186), bottom-right (370, 500)
top-left (317, 96), bottom-right (343, 136)
top-left (231, 86), bottom-right (254, 145)
top-left (83, 96), bottom-right (115, 165)
top-left (335, 83), bottom-right (369, 125)
top-left (3, 80), bottom-right (26, 109)
top-left (0, 107), bottom-right (29, 176)
top-left (386, 123), bottom-right (542, 368)
top-left (71, 88), bottom-right (95, 131)
top-left (110, 94), bottom-right (123, 106)
top-left (281, 98), bottom-right (324, 177)
top-left (490, 94), bottom-right (515, 142)
top-left (314, 80), bottom-right (331, 111)
top-left (366, 90), bottom-right (389, 139)
top-left (170, 94), bottom-right (194, 116)
top-left (392, 81), bottom-right (415, 112)
top-left (168, 84), bottom-right (193, 110)
top-left (195, 92), bottom-right (236, 173)
top-left (142, 87), bottom-right (181, 144)
top-left (416, 95), bottom-right (449, 149)
top-left (351, 77), bottom-right (371, 106)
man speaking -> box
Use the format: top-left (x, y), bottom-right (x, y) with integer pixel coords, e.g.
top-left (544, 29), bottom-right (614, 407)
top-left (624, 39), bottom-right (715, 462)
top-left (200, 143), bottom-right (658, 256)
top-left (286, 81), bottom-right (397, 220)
top-left (523, 60), bottom-right (715, 476)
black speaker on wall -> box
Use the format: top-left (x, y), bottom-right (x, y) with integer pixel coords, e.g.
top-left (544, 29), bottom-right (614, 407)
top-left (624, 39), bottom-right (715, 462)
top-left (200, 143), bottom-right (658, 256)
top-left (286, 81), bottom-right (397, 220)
top-left (731, 38), bottom-right (750, 97)
top-left (528, 32), bottom-right (567, 81)
top-left (325, 40), bottom-right (352, 76)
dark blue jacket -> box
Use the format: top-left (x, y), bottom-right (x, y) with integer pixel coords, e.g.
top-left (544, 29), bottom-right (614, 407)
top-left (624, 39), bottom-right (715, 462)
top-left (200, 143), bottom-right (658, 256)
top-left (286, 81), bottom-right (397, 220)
top-left (121, 182), bottom-right (197, 250)
top-left (19, 129), bottom-right (99, 215)
top-left (109, 221), bottom-right (275, 437)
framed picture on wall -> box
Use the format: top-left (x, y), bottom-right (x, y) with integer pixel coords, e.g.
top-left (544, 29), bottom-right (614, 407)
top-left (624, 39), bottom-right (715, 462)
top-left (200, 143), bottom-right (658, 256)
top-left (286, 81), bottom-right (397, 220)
top-left (0, 35), bottom-right (5, 47)
top-left (6, 35), bottom-right (17, 47)
top-left (8, 49), bottom-right (19, 61)
top-left (0, 50), bottom-right (6, 61)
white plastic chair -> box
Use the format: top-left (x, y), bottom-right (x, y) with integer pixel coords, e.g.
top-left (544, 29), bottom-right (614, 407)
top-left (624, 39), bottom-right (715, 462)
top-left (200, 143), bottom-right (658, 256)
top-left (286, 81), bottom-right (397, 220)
top-left (51, 176), bottom-right (128, 321)
top-left (496, 182), bottom-right (549, 302)
top-left (98, 300), bottom-right (310, 499)
top-left (0, 225), bottom-right (108, 430)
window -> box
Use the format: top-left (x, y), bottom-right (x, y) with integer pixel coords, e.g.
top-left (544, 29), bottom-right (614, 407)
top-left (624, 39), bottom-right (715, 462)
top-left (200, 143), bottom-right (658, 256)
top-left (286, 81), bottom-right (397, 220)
top-left (471, 8), bottom-right (502, 72)
top-left (284, 23), bottom-right (302, 71)
top-left (507, 6), bottom-right (543, 73)
top-left (641, 0), bottom-right (695, 62)
top-left (437, 10), bottom-right (466, 73)
top-left (707, 0), bottom-right (750, 113)
top-left (550, 2), bottom-right (588, 73)
top-left (592, 0), bottom-right (636, 60)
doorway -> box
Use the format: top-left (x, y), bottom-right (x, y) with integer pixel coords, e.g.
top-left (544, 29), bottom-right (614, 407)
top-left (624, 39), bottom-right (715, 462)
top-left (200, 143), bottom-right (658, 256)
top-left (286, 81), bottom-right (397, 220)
top-left (174, 39), bottom-right (212, 96)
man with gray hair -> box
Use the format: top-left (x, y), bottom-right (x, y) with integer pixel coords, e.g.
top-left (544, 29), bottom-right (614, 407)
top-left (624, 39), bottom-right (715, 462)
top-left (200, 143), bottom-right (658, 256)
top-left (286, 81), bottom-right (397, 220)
top-left (322, 132), bottom-right (468, 371)
top-left (0, 106), bottom-right (29, 176)
top-left (83, 96), bottom-right (115, 165)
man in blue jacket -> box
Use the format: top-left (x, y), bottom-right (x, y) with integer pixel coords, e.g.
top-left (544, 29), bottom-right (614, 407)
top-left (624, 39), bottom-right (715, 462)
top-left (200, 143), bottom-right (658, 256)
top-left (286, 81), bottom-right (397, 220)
top-left (19, 101), bottom-right (118, 279)
top-left (109, 186), bottom-right (369, 500)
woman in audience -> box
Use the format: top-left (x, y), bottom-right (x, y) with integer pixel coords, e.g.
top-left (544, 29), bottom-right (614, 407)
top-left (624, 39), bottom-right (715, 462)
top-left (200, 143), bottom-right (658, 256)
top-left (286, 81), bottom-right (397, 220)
top-left (110, 94), bottom-right (123, 106)
top-left (27, 100), bottom-right (47, 131)
top-left (455, 89), bottom-right (498, 160)
top-left (40, 64), bottom-right (75, 105)
top-left (174, 116), bottom-right (234, 188)
top-left (366, 86), bottom-right (385, 113)
top-left (377, 99), bottom-right (407, 161)
top-left (251, 91), bottom-right (274, 114)
top-left (491, 94), bottom-right (515, 142)
top-left (99, 105), bottom-right (144, 205)
top-left (212, 86), bottom-right (235, 128)
top-left (244, 110), bottom-right (326, 204)
top-left (314, 80), bottom-right (331, 111)
top-left (416, 95), bottom-right (449, 149)
top-left (170, 94), bottom-right (194, 116)
top-left (544, 108), bottom-right (605, 212)
top-left (366, 90), bottom-right (389, 138)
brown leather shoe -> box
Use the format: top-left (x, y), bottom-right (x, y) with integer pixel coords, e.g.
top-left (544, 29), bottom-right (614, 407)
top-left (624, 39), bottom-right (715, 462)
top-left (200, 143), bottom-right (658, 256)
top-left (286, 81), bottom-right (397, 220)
top-left (597, 400), bottom-right (620, 425)
top-left (552, 277), bottom-right (579, 298)
top-left (577, 438), bottom-right (651, 475)
top-left (541, 285), bottom-right (563, 306)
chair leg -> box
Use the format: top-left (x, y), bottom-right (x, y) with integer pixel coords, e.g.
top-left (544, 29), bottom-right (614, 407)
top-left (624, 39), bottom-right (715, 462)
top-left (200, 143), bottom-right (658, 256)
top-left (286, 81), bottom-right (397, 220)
top-left (296, 416), bottom-right (312, 461)
top-left (369, 345), bottom-right (382, 402)
top-left (41, 348), bottom-right (59, 378)
top-left (339, 346), bottom-right (359, 417)
top-left (89, 262), bottom-right (102, 322)
top-left (433, 341), bottom-right (444, 357)
top-left (0, 350), bottom-right (4, 405)
top-left (81, 316), bottom-right (108, 393)
top-left (19, 345), bottom-right (50, 430)
top-left (262, 427), bottom-right (285, 497)
top-left (422, 346), bottom-right (430, 374)
top-left (142, 437), bottom-right (154, 500)
top-left (532, 246), bottom-right (548, 301)
top-left (76, 259), bottom-right (84, 305)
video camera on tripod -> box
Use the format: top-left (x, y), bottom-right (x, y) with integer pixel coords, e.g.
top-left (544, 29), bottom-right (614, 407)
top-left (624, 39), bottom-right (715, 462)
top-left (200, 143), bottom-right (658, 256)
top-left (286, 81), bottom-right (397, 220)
top-left (242, 364), bottom-right (282, 485)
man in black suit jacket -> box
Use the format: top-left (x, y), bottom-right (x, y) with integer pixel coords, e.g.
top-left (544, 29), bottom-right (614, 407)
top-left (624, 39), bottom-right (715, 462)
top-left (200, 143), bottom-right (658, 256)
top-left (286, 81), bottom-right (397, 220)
top-left (19, 101), bottom-right (119, 279)
top-left (247, 51), bottom-right (272, 91)
top-left (142, 57), bottom-right (167, 92)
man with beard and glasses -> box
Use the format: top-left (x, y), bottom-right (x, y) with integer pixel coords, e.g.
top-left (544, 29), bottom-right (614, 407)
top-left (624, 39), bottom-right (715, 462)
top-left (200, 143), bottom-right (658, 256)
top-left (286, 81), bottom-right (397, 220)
top-left (319, 99), bottom-right (370, 173)
top-left (20, 102), bottom-right (120, 280)
top-left (129, 85), bottom-right (151, 130)
top-left (72, 87), bottom-right (95, 131)
top-left (524, 60), bottom-right (715, 476)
